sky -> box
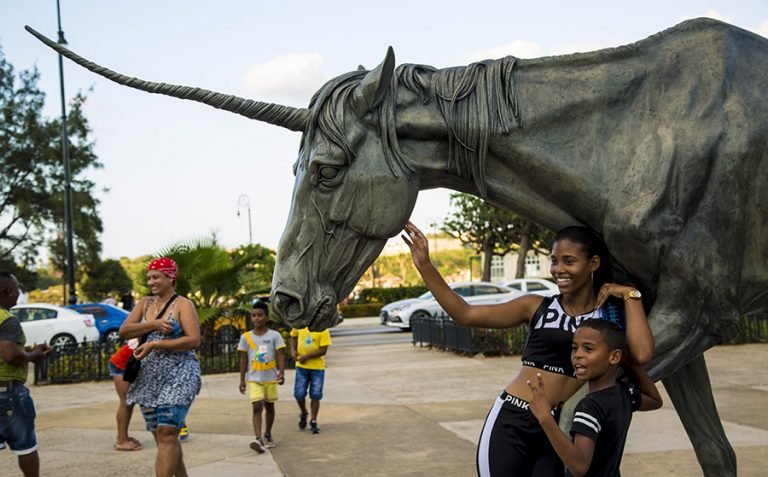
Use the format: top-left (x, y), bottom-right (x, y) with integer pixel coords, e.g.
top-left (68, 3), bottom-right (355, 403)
top-left (2, 1), bottom-right (767, 260)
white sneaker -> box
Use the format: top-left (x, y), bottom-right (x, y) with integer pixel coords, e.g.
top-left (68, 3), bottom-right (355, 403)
top-left (263, 434), bottom-right (276, 449)
top-left (249, 438), bottom-right (266, 454)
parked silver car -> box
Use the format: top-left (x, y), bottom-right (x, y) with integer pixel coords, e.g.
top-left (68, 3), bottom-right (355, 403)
top-left (12, 303), bottom-right (100, 349)
top-left (499, 278), bottom-right (559, 296)
top-left (381, 282), bottom-right (523, 330)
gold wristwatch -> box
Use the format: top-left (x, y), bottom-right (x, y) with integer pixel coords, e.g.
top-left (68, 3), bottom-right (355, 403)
top-left (623, 289), bottom-right (642, 302)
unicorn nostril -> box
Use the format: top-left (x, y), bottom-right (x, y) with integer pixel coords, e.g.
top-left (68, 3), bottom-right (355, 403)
top-left (273, 289), bottom-right (304, 322)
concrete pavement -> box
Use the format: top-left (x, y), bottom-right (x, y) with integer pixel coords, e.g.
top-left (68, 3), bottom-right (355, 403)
top-left (1, 320), bottom-right (766, 476)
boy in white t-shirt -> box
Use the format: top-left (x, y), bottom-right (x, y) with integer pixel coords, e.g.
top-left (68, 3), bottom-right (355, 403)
top-left (238, 301), bottom-right (286, 453)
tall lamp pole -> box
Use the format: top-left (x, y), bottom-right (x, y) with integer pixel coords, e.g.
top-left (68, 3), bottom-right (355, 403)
top-left (237, 194), bottom-right (253, 244)
top-left (56, 0), bottom-right (77, 305)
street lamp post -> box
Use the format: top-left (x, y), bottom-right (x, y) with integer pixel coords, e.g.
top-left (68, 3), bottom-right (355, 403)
top-left (237, 194), bottom-right (253, 244)
top-left (56, 0), bottom-right (77, 305)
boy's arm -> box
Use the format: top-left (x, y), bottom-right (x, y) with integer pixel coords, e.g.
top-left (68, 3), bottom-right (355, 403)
top-left (298, 345), bottom-right (328, 362)
top-left (238, 350), bottom-right (247, 394)
top-left (290, 336), bottom-right (298, 360)
top-left (276, 347), bottom-right (285, 384)
top-left (528, 374), bottom-right (595, 477)
top-left (626, 364), bottom-right (663, 411)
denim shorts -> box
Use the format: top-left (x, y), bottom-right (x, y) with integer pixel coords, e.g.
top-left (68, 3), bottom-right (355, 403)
top-left (0, 384), bottom-right (37, 455)
top-left (294, 367), bottom-right (325, 401)
top-left (108, 362), bottom-right (124, 377)
top-left (140, 405), bottom-right (190, 432)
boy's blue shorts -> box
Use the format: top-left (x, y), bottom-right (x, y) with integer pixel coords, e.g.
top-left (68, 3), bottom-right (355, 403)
top-left (294, 367), bottom-right (325, 401)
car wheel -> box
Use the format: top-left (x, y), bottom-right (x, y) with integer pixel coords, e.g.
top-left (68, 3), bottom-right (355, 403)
top-left (411, 310), bottom-right (431, 320)
top-left (104, 329), bottom-right (121, 345)
top-left (50, 333), bottom-right (77, 350)
top-left (406, 310), bottom-right (431, 331)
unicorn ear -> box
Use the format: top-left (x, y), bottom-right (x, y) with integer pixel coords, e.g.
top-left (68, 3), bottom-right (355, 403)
top-left (353, 46), bottom-right (395, 114)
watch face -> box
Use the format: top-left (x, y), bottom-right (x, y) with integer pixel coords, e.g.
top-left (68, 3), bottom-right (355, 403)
top-left (629, 290), bottom-right (641, 299)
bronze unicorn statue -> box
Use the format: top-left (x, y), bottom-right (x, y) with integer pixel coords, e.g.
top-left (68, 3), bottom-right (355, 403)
top-left (28, 18), bottom-right (768, 476)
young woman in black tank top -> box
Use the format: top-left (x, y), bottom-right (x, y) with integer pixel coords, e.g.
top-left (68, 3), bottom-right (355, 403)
top-left (403, 223), bottom-right (654, 477)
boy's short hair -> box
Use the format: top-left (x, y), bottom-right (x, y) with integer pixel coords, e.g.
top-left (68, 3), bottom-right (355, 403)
top-left (579, 319), bottom-right (626, 354)
top-left (252, 300), bottom-right (269, 316)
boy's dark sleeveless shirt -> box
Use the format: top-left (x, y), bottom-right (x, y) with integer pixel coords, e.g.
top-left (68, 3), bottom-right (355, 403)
top-left (520, 295), bottom-right (626, 377)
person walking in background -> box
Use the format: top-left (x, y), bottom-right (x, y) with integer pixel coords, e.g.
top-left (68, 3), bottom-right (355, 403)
top-left (0, 272), bottom-right (52, 477)
top-left (108, 340), bottom-right (142, 451)
top-left (290, 326), bottom-right (331, 434)
top-left (238, 301), bottom-right (286, 452)
top-left (119, 258), bottom-right (201, 477)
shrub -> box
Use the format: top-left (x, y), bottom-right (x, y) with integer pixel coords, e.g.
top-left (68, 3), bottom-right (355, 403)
top-left (354, 286), bottom-right (428, 305)
top-left (340, 303), bottom-right (383, 318)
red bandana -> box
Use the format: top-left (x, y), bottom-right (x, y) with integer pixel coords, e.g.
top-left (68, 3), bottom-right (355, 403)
top-left (148, 257), bottom-right (178, 281)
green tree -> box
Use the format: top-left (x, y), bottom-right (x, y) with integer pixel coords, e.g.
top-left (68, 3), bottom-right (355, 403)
top-left (442, 193), bottom-right (552, 281)
top-left (81, 259), bottom-right (133, 301)
top-left (155, 236), bottom-right (276, 323)
top-left (0, 46), bottom-right (103, 284)
top-left (119, 255), bottom-right (152, 298)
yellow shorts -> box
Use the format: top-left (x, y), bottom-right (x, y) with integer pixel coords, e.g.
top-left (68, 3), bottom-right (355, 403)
top-left (247, 381), bottom-right (279, 403)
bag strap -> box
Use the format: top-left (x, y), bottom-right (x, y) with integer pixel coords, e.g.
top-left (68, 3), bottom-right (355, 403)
top-left (138, 293), bottom-right (179, 345)
top-left (244, 331), bottom-right (257, 350)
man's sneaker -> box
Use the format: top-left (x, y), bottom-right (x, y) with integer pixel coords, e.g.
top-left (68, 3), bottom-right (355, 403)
top-left (310, 420), bottom-right (320, 434)
top-left (263, 433), bottom-right (276, 449)
top-left (249, 438), bottom-right (266, 454)
top-left (298, 411), bottom-right (308, 430)
top-left (178, 425), bottom-right (190, 442)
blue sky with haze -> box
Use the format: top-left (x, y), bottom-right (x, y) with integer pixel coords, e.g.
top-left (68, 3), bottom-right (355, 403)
top-left (2, 1), bottom-right (766, 259)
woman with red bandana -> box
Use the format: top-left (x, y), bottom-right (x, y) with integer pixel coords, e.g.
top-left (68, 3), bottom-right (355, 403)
top-left (119, 258), bottom-right (201, 477)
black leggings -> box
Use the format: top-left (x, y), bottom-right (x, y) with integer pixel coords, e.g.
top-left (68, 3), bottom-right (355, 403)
top-left (476, 391), bottom-right (563, 477)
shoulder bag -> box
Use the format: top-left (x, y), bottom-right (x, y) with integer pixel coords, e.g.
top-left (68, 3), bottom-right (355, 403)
top-left (123, 293), bottom-right (179, 383)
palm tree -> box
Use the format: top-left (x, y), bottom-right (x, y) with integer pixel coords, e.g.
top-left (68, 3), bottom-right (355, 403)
top-left (155, 235), bottom-right (275, 325)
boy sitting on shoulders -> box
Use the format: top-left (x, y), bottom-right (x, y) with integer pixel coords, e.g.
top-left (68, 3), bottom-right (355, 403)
top-left (528, 319), bottom-right (663, 477)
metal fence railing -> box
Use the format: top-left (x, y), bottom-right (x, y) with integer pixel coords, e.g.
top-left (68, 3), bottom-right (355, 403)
top-left (411, 312), bottom-right (528, 355)
top-left (412, 313), bottom-right (768, 356)
top-left (34, 338), bottom-right (296, 385)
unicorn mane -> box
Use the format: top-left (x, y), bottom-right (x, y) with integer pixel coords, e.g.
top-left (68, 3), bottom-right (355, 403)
top-left (300, 56), bottom-right (522, 198)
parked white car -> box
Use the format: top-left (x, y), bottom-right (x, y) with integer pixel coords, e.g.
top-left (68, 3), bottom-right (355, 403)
top-left (382, 282), bottom-right (523, 330)
top-left (499, 278), bottom-right (559, 296)
top-left (11, 304), bottom-right (100, 348)
top-left (379, 291), bottom-right (433, 325)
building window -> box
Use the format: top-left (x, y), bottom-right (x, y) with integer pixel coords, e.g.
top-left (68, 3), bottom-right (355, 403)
top-left (490, 255), bottom-right (505, 280)
top-left (525, 255), bottom-right (541, 275)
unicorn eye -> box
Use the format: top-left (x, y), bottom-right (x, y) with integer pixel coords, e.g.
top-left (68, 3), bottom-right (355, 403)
top-left (318, 166), bottom-right (340, 180)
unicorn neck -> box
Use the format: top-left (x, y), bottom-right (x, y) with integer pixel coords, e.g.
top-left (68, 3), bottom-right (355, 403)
top-left (394, 55), bottom-right (642, 231)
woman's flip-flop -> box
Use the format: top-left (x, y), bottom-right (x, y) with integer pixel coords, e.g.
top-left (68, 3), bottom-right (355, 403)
top-left (114, 441), bottom-right (142, 451)
top-left (128, 437), bottom-right (142, 447)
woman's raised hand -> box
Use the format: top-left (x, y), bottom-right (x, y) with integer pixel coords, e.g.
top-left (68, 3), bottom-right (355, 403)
top-left (595, 283), bottom-right (636, 308)
top-left (402, 221), bottom-right (431, 269)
